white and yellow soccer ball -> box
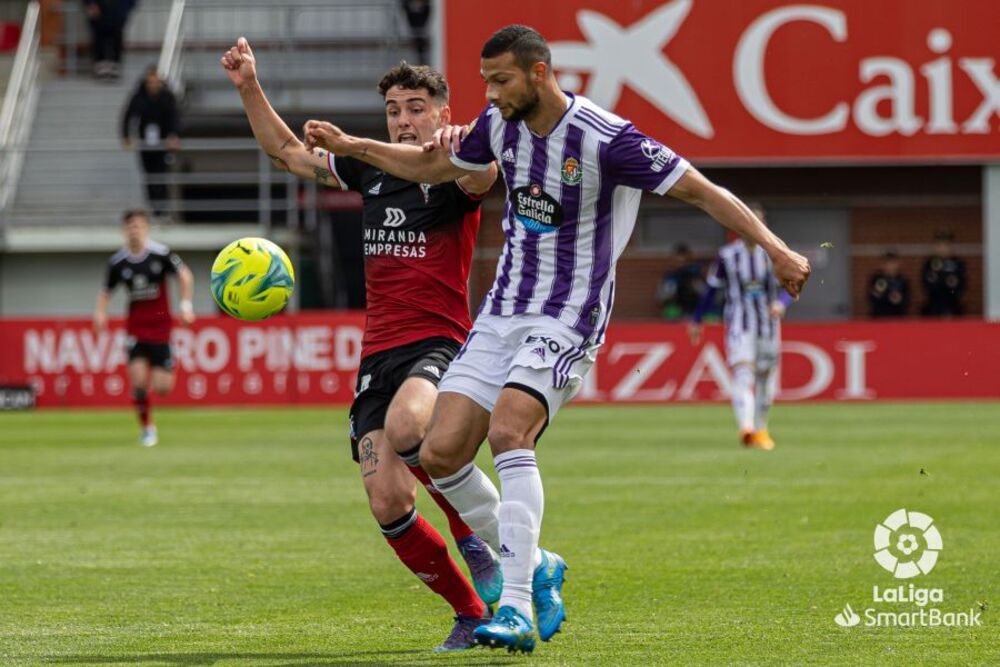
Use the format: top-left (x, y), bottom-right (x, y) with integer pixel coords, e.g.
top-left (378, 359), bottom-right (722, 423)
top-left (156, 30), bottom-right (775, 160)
top-left (210, 237), bottom-right (295, 320)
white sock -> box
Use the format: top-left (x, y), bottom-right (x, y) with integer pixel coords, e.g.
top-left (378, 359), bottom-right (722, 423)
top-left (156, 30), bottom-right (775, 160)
top-left (754, 365), bottom-right (778, 431)
top-left (495, 449), bottom-right (543, 620)
top-left (731, 364), bottom-right (756, 432)
top-left (431, 463), bottom-right (501, 551)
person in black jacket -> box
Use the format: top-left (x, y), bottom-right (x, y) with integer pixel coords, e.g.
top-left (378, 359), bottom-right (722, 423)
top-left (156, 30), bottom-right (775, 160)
top-left (83, 0), bottom-right (136, 80)
top-left (921, 230), bottom-right (966, 317)
top-left (122, 66), bottom-right (180, 216)
top-left (868, 249), bottom-right (910, 318)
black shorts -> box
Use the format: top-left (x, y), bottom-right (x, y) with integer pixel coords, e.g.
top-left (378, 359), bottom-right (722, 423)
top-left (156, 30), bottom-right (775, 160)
top-left (127, 339), bottom-right (174, 370)
top-left (349, 336), bottom-right (460, 462)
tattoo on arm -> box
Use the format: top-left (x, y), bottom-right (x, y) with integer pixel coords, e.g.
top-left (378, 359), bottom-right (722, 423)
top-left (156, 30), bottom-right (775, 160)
top-left (279, 137), bottom-right (292, 151)
top-left (313, 167), bottom-right (333, 183)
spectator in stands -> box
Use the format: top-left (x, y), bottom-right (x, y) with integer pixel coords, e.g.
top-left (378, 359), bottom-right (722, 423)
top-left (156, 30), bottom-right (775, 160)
top-left (921, 230), bottom-right (966, 317)
top-left (83, 0), bottom-right (136, 80)
top-left (121, 66), bottom-right (180, 218)
top-left (868, 249), bottom-right (910, 318)
top-left (401, 0), bottom-right (431, 64)
top-left (656, 243), bottom-right (706, 320)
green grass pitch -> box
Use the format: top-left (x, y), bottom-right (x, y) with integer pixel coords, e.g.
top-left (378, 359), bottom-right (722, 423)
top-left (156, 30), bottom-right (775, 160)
top-left (1, 403), bottom-right (998, 666)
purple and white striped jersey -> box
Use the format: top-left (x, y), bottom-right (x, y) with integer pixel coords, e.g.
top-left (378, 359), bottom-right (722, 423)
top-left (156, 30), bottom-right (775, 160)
top-left (707, 240), bottom-right (784, 339)
top-left (451, 93), bottom-right (689, 346)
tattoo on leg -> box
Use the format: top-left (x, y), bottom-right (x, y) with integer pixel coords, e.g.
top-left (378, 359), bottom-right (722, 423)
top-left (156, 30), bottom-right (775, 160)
top-left (359, 437), bottom-right (379, 477)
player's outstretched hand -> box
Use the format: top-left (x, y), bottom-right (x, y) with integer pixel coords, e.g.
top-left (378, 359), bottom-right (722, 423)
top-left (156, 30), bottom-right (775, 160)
top-left (772, 249), bottom-right (811, 299)
top-left (303, 120), bottom-right (350, 155)
top-left (221, 36), bottom-right (257, 89)
top-left (687, 322), bottom-right (702, 346)
top-left (423, 123), bottom-right (470, 153)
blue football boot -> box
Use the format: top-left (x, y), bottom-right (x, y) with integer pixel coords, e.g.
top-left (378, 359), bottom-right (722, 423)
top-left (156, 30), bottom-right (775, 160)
top-left (472, 605), bottom-right (536, 654)
top-left (532, 548), bottom-right (568, 641)
top-left (456, 534), bottom-right (503, 605)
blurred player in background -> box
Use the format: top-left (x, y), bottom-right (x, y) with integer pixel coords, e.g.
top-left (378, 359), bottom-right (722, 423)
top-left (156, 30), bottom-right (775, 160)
top-left (222, 38), bottom-right (501, 651)
top-left (93, 209), bottom-right (194, 446)
top-left (689, 204), bottom-right (792, 450)
top-left (304, 25), bottom-right (810, 653)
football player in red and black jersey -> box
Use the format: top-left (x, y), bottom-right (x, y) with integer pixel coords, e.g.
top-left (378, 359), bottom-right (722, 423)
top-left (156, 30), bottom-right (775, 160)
top-left (223, 38), bottom-right (500, 650)
top-left (94, 209), bottom-right (195, 446)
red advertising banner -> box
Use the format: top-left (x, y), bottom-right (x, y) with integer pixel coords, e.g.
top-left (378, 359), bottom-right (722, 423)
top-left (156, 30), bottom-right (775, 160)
top-left (442, 0), bottom-right (1000, 162)
top-left (1, 314), bottom-right (997, 407)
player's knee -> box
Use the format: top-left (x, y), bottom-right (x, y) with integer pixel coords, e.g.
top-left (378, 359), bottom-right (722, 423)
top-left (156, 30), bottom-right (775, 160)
top-left (367, 487), bottom-right (415, 525)
top-left (384, 410), bottom-right (424, 453)
top-left (419, 439), bottom-right (457, 478)
top-left (487, 423), bottom-right (533, 454)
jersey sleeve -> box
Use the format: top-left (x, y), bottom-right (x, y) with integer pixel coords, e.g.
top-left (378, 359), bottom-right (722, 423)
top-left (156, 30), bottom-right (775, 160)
top-left (166, 251), bottom-right (184, 274)
top-left (606, 125), bottom-right (689, 194)
top-left (328, 153), bottom-right (364, 192)
top-left (450, 179), bottom-right (488, 213)
top-left (450, 106), bottom-right (496, 172)
top-left (705, 255), bottom-right (726, 289)
top-left (104, 261), bottom-right (120, 291)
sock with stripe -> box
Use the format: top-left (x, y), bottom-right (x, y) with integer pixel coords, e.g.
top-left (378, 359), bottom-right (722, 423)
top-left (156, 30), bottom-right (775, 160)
top-left (495, 449), bottom-right (544, 620)
top-left (754, 365), bottom-right (778, 431)
top-left (380, 510), bottom-right (485, 618)
top-left (431, 462), bottom-right (501, 551)
top-left (731, 364), bottom-right (756, 433)
top-left (398, 444), bottom-right (474, 542)
top-left (132, 388), bottom-right (151, 428)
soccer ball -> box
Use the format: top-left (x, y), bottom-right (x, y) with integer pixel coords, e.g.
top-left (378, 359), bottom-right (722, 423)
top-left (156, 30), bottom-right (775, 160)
top-left (210, 237), bottom-right (295, 320)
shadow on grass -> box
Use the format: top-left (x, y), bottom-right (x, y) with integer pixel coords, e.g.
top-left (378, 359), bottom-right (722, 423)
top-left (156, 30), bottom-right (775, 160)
top-left (43, 649), bottom-right (524, 666)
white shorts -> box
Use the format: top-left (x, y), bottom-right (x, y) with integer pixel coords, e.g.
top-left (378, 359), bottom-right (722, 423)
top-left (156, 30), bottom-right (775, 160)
top-left (726, 324), bottom-right (780, 371)
top-left (439, 312), bottom-right (597, 419)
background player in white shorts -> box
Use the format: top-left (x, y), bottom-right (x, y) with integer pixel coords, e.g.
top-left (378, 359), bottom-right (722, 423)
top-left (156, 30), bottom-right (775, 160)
top-left (689, 204), bottom-right (793, 450)
top-left (304, 25), bottom-right (810, 653)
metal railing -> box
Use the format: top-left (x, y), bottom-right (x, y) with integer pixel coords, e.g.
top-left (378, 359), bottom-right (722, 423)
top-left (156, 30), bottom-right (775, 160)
top-left (2, 138), bottom-right (334, 234)
top-left (60, 0), bottom-right (408, 81)
top-left (0, 1), bottom-right (41, 216)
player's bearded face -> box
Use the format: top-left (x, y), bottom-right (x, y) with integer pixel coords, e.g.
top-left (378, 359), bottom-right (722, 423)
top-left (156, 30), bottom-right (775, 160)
top-left (482, 54), bottom-right (541, 122)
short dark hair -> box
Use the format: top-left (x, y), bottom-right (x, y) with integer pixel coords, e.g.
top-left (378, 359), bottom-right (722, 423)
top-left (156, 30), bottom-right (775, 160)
top-left (377, 62), bottom-right (449, 104)
top-left (481, 24), bottom-right (551, 70)
top-left (122, 208), bottom-right (149, 224)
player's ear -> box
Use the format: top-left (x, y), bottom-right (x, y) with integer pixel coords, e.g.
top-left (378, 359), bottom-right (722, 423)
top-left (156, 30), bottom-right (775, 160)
top-left (531, 61), bottom-right (548, 85)
top-left (438, 104), bottom-right (452, 126)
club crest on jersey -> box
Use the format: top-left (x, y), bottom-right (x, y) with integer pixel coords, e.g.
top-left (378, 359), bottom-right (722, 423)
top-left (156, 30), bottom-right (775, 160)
top-left (512, 184), bottom-right (564, 234)
top-left (561, 157), bottom-right (582, 185)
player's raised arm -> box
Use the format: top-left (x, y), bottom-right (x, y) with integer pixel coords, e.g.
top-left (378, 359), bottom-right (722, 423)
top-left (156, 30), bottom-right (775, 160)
top-left (668, 168), bottom-right (811, 298)
top-left (303, 120), bottom-right (472, 185)
top-left (222, 37), bottom-right (340, 188)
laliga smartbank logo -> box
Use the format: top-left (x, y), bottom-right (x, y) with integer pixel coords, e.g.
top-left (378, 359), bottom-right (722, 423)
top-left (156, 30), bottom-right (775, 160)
top-left (834, 509), bottom-right (982, 628)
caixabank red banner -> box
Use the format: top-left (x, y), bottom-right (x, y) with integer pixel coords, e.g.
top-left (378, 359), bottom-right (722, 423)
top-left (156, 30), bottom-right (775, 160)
top-left (441, 0), bottom-right (1000, 162)
top-left (0, 314), bottom-right (997, 407)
